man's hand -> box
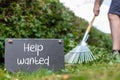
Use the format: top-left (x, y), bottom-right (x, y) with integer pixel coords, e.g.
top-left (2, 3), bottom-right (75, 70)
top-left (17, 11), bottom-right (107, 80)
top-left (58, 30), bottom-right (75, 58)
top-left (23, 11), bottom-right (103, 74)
top-left (93, 7), bottom-right (100, 16)
top-left (93, 0), bottom-right (103, 16)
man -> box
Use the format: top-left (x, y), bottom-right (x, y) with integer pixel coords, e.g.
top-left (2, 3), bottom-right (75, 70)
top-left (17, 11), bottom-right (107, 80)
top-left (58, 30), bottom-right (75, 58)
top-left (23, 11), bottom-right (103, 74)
top-left (94, 0), bottom-right (120, 54)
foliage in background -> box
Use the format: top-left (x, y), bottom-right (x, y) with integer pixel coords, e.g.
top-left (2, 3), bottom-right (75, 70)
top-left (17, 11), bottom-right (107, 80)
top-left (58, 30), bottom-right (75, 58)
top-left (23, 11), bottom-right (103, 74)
top-left (0, 0), bottom-right (112, 63)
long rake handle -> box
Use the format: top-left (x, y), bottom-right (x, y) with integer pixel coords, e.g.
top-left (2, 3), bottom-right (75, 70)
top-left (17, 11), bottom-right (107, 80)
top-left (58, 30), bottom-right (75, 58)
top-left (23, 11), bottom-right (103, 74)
top-left (86, 15), bottom-right (96, 33)
top-left (81, 15), bottom-right (96, 43)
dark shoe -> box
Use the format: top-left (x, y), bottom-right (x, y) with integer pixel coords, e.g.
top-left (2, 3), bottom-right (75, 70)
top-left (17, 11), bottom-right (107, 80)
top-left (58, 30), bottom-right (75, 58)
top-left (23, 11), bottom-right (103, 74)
top-left (110, 51), bottom-right (120, 63)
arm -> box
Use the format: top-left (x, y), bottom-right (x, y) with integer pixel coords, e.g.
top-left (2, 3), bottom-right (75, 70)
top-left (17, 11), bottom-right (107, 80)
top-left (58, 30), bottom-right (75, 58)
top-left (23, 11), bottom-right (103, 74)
top-left (93, 0), bottom-right (103, 16)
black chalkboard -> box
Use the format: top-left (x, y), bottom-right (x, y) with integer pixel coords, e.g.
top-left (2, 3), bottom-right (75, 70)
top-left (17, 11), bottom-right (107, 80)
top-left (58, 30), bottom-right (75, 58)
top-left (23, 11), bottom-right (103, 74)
top-left (5, 38), bottom-right (64, 73)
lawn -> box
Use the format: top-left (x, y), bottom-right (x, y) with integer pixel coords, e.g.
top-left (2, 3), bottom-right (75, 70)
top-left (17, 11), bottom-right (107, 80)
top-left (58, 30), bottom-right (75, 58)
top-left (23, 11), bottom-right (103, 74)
top-left (1, 62), bottom-right (120, 80)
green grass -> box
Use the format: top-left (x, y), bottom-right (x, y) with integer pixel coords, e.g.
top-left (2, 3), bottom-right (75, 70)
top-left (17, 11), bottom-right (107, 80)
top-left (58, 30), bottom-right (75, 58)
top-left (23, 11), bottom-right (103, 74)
top-left (1, 62), bottom-right (120, 80)
top-left (64, 63), bottom-right (120, 80)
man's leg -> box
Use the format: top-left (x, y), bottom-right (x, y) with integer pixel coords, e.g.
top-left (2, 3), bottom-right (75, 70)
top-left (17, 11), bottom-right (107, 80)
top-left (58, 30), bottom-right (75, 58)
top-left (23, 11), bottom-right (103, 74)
top-left (108, 13), bottom-right (120, 50)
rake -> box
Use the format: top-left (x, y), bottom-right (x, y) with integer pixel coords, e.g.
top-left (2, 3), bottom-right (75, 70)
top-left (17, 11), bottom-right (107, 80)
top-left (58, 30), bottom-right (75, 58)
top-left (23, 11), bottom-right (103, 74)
top-left (65, 16), bottom-right (96, 64)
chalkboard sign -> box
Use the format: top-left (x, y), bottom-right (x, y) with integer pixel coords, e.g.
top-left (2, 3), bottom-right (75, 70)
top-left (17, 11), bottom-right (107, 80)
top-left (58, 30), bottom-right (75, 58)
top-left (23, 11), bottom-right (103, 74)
top-left (5, 38), bottom-right (64, 73)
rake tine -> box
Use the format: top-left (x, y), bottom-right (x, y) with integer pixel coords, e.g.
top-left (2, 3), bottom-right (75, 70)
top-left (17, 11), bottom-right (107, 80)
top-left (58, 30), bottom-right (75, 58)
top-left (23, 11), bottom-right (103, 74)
top-left (68, 53), bottom-right (77, 63)
top-left (89, 51), bottom-right (95, 61)
top-left (78, 52), bottom-right (82, 63)
top-left (88, 52), bottom-right (92, 61)
top-left (85, 52), bottom-right (89, 62)
top-left (88, 52), bottom-right (94, 61)
top-left (74, 52), bottom-right (80, 63)
top-left (82, 52), bottom-right (85, 63)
